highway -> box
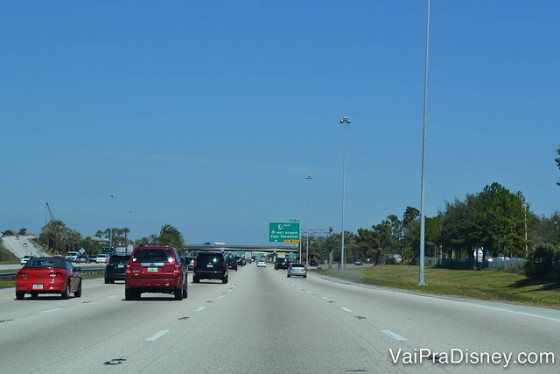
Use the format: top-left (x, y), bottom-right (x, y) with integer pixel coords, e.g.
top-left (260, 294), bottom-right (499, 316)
top-left (1, 264), bottom-right (558, 373)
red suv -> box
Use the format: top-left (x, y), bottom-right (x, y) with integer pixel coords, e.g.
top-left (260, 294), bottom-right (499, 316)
top-left (125, 245), bottom-right (188, 300)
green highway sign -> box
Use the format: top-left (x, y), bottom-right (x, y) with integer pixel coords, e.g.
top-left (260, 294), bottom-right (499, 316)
top-left (269, 222), bottom-right (300, 243)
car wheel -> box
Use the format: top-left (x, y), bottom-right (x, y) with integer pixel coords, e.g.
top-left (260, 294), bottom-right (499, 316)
top-left (222, 276), bottom-right (228, 284)
top-left (193, 276), bottom-right (199, 283)
top-left (304, 275), bottom-right (307, 278)
top-left (61, 282), bottom-right (70, 299)
top-left (31, 292), bottom-right (39, 299)
top-left (174, 287), bottom-right (183, 300)
top-left (125, 288), bottom-right (134, 300)
top-left (182, 285), bottom-right (188, 299)
top-left (16, 291), bottom-right (24, 300)
top-left (74, 281), bottom-right (82, 297)
top-left (287, 274), bottom-right (291, 278)
top-left (104, 278), bottom-right (109, 284)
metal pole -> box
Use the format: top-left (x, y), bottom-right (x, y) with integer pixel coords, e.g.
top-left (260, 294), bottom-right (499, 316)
top-left (340, 116), bottom-right (351, 271)
top-left (419, 0), bottom-right (430, 286)
top-left (109, 193), bottom-right (116, 251)
top-left (306, 174), bottom-right (314, 266)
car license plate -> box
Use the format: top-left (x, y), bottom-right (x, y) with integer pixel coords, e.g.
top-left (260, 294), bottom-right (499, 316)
top-left (147, 268), bottom-right (158, 273)
top-left (207, 264), bottom-right (214, 268)
top-left (32, 284), bottom-right (43, 289)
top-left (118, 264), bottom-right (124, 268)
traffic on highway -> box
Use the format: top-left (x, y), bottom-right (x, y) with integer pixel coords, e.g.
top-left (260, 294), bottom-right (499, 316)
top-left (1, 252), bottom-right (559, 373)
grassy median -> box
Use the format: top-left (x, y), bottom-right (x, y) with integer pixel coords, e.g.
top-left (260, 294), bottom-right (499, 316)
top-left (314, 265), bottom-right (560, 309)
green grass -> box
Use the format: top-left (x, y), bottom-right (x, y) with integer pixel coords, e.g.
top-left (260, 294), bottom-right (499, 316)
top-left (315, 265), bottom-right (560, 309)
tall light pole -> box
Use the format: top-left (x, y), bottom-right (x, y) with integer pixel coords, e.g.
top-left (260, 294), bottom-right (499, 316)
top-left (340, 116), bottom-right (351, 271)
top-left (305, 174), bottom-right (314, 266)
top-left (109, 193), bottom-right (116, 251)
top-left (419, 0), bottom-right (431, 285)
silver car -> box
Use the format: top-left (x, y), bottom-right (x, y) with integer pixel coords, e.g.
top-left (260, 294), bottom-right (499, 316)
top-left (287, 263), bottom-right (307, 278)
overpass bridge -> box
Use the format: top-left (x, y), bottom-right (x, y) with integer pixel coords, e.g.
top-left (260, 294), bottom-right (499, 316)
top-left (183, 243), bottom-right (298, 254)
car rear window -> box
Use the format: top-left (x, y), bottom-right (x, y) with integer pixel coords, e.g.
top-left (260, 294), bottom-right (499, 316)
top-left (132, 249), bottom-right (174, 263)
top-left (109, 255), bottom-right (131, 263)
top-left (24, 258), bottom-right (66, 269)
top-left (291, 263), bottom-right (305, 268)
top-left (197, 253), bottom-right (224, 266)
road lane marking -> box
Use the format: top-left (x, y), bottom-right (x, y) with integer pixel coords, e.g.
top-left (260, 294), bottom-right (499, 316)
top-left (382, 330), bottom-right (407, 341)
top-left (194, 306), bottom-right (205, 312)
top-left (217, 295), bottom-right (224, 299)
top-left (321, 296), bottom-right (330, 301)
top-left (40, 308), bottom-right (62, 314)
top-left (107, 295), bottom-right (119, 298)
top-left (340, 306), bottom-right (352, 313)
top-left (146, 329), bottom-right (169, 342)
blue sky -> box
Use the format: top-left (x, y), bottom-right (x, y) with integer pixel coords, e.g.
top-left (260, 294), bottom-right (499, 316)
top-left (1, 1), bottom-right (559, 245)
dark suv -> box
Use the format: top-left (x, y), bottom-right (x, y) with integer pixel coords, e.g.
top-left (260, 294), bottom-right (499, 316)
top-left (193, 252), bottom-right (228, 284)
top-left (105, 254), bottom-right (131, 283)
top-left (125, 245), bottom-right (188, 300)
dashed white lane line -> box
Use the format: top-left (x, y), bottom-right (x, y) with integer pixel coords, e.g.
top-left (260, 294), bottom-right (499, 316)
top-left (40, 308), bottom-right (62, 314)
top-left (217, 295), bottom-right (225, 299)
top-left (340, 306), bottom-right (352, 313)
top-left (382, 330), bottom-right (408, 341)
top-left (146, 329), bottom-right (169, 342)
top-left (194, 306), bottom-right (205, 312)
top-left (321, 296), bottom-right (330, 301)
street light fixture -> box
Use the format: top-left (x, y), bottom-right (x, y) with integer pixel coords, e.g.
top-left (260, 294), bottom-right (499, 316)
top-left (340, 116), bottom-right (351, 271)
top-left (305, 174), bottom-right (314, 266)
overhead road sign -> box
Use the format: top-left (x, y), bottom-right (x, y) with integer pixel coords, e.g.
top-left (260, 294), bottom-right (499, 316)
top-left (269, 222), bottom-right (300, 243)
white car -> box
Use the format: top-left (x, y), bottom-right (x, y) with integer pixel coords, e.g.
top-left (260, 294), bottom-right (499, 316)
top-left (256, 259), bottom-right (267, 268)
top-left (96, 254), bottom-right (109, 263)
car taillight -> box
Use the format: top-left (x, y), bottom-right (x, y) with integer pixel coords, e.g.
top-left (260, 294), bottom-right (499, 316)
top-left (50, 271), bottom-right (64, 278)
top-left (193, 260), bottom-right (198, 269)
top-left (222, 261), bottom-right (227, 270)
top-left (107, 258), bottom-right (111, 265)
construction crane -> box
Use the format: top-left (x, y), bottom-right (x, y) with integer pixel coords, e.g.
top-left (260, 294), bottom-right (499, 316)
top-left (45, 202), bottom-right (55, 223)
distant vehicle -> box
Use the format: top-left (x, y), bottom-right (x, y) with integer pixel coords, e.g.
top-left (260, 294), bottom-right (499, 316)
top-left (16, 257), bottom-right (82, 299)
top-left (235, 256), bottom-right (245, 266)
top-left (22, 242), bottom-right (28, 247)
top-left (354, 260), bottom-right (363, 266)
top-left (20, 255), bottom-right (34, 266)
top-left (96, 254), bottom-right (109, 263)
top-left (274, 259), bottom-right (289, 270)
top-left (287, 263), bottom-right (307, 278)
top-left (184, 256), bottom-right (196, 271)
top-left (76, 255), bottom-right (89, 264)
top-left (66, 251), bottom-right (79, 262)
top-left (193, 252), bottom-right (228, 284)
top-left (104, 254), bottom-right (131, 283)
top-left (256, 259), bottom-right (267, 268)
top-left (125, 245), bottom-right (188, 300)
top-left (226, 256), bottom-right (238, 271)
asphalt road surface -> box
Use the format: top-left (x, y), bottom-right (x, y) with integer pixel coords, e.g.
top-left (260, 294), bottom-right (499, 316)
top-left (1, 264), bottom-right (558, 373)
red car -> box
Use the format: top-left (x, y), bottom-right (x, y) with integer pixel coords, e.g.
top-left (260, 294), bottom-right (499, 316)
top-left (16, 257), bottom-right (82, 300)
top-left (125, 245), bottom-right (188, 300)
